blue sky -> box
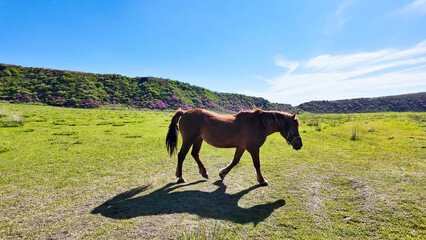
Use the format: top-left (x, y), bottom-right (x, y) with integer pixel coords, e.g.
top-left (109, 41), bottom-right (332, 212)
top-left (1, 0), bottom-right (425, 105)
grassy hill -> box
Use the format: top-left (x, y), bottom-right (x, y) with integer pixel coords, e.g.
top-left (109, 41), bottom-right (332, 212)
top-left (1, 63), bottom-right (424, 113)
top-left (0, 63), bottom-right (294, 112)
top-left (298, 92), bottom-right (426, 113)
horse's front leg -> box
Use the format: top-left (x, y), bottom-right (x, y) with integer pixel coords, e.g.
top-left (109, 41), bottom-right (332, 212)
top-left (248, 148), bottom-right (268, 186)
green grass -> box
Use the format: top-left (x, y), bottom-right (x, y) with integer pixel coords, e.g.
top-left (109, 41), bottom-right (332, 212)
top-left (0, 103), bottom-right (425, 239)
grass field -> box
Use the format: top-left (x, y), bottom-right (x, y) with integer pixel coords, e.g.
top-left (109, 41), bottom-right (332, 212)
top-left (0, 103), bottom-right (425, 239)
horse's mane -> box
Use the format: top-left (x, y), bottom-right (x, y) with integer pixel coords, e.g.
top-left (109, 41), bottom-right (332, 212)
top-left (250, 108), bottom-right (299, 130)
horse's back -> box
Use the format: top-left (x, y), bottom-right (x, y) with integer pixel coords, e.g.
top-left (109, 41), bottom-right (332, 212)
top-left (179, 109), bottom-right (231, 131)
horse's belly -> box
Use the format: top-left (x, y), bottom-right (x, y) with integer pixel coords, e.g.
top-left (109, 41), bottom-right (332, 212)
top-left (201, 129), bottom-right (241, 148)
top-left (203, 138), bottom-right (237, 148)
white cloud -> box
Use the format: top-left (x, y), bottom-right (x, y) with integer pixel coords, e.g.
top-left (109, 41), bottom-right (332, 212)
top-left (394, 0), bottom-right (426, 18)
top-left (241, 41), bottom-right (426, 105)
top-left (324, 0), bottom-right (355, 34)
top-left (274, 56), bottom-right (299, 74)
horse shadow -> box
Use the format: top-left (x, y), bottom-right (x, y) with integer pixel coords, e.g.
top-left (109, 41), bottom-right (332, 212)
top-left (91, 180), bottom-right (285, 225)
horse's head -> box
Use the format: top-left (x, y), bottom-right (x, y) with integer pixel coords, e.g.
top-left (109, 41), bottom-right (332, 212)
top-left (280, 113), bottom-right (303, 150)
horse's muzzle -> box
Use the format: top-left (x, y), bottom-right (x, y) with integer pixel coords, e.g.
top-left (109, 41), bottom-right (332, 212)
top-left (293, 145), bottom-right (302, 150)
top-left (292, 141), bottom-right (303, 150)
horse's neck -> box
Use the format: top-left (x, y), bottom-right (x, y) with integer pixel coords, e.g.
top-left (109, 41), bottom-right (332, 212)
top-left (265, 126), bottom-right (281, 136)
top-left (262, 112), bottom-right (287, 136)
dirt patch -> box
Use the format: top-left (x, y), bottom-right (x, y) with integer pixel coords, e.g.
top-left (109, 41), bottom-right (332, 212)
top-left (307, 181), bottom-right (323, 214)
top-left (348, 178), bottom-right (379, 212)
top-left (305, 179), bottom-right (330, 226)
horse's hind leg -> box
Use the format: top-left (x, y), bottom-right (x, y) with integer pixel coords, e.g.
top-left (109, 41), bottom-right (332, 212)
top-left (219, 147), bottom-right (245, 180)
top-left (191, 137), bottom-right (209, 179)
top-left (175, 139), bottom-right (193, 183)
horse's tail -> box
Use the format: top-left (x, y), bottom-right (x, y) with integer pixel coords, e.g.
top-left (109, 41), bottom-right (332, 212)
top-left (166, 109), bottom-right (185, 156)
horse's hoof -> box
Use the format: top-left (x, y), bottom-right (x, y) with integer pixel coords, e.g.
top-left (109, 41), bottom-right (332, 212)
top-left (219, 172), bottom-right (226, 180)
top-left (199, 168), bottom-right (209, 179)
top-left (201, 172), bottom-right (209, 179)
top-left (177, 178), bottom-right (186, 184)
top-left (259, 180), bottom-right (269, 186)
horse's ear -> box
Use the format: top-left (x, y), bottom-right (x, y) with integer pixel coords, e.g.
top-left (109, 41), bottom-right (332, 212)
top-left (292, 113), bottom-right (296, 119)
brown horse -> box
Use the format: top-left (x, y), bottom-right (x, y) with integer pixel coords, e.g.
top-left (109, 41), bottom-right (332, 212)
top-left (166, 108), bottom-right (302, 186)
